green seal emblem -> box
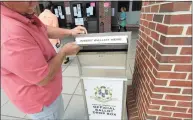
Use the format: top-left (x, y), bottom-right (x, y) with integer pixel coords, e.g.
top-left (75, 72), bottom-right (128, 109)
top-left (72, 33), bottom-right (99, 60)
top-left (94, 86), bottom-right (112, 103)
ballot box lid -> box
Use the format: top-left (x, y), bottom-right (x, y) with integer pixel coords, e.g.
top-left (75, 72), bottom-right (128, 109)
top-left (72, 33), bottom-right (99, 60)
top-left (75, 32), bottom-right (131, 52)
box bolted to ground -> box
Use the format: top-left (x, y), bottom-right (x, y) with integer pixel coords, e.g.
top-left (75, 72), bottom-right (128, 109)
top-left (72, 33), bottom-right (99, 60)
top-left (74, 32), bottom-right (131, 120)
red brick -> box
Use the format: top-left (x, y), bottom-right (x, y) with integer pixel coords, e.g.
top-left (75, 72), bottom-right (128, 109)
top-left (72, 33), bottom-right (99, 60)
top-left (128, 107), bottom-right (138, 114)
top-left (160, 36), bottom-right (192, 45)
top-left (141, 51), bottom-right (147, 60)
top-left (149, 22), bottom-right (156, 30)
top-left (144, 28), bottom-right (151, 35)
top-left (147, 82), bottom-right (153, 94)
top-left (140, 19), bottom-right (144, 25)
top-left (173, 2), bottom-right (192, 11)
top-left (174, 65), bottom-right (192, 72)
top-left (162, 106), bottom-right (187, 113)
top-left (180, 47), bottom-right (192, 55)
top-left (143, 2), bottom-right (149, 6)
top-left (159, 3), bottom-right (174, 12)
top-left (154, 87), bottom-right (181, 93)
top-left (156, 53), bottom-right (192, 63)
top-left (149, 105), bottom-right (160, 110)
top-left (165, 95), bottom-right (192, 101)
top-left (154, 80), bottom-right (168, 86)
top-left (148, 45), bottom-right (156, 56)
top-left (151, 93), bottom-right (164, 99)
top-left (146, 115), bottom-right (157, 120)
top-left (140, 25), bottom-right (145, 32)
top-left (146, 36), bottom-right (153, 45)
top-left (151, 57), bottom-right (173, 71)
top-left (152, 99), bottom-right (176, 106)
top-left (169, 81), bottom-right (192, 87)
top-left (145, 6), bottom-right (151, 12)
top-left (138, 36), bottom-right (143, 44)
top-left (151, 30), bottom-right (159, 40)
top-left (173, 113), bottom-right (192, 119)
top-left (147, 69), bottom-right (156, 83)
top-left (167, 26), bottom-right (183, 35)
top-left (186, 26), bottom-right (192, 35)
top-left (156, 72), bottom-right (187, 79)
top-left (188, 108), bottom-right (192, 113)
top-left (143, 49), bottom-right (151, 62)
top-left (183, 89), bottom-right (192, 95)
top-left (153, 41), bottom-right (178, 54)
top-left (158, 116), bottom-right (182, 120)
top-left (151, 5), bottom-right (159, 12)
top-left (147, 110), bottom-right (172, 116)
top-left (188, 73), bottom-right (192, 80)
top-left (141, 32), bottom-right (147, 41)
top-left (149, 81), bottom-right (154, 94)
top-left (143, 20), bottom-right (149, 27)
top-left (153, 15), bottom-right (164, 23)
top-left (140, 13), bottom-right (143, 19)
top-left (156, 24), bottom-right (168, 34)
top-left (158, 65), bottom-right (172, 71)
top-left (146, 14), bottom-right (153, 21)
top-left (152, 67), bottom-right (157, 75)
top-left (159, 2), bottom-right (191, 12)
top-left (143, 14), bottom-right (147, 19)
top-left (164, 14), bottom-right (192, 24)
top-left (142, 39), bottom-right (148, 49)
top-left (129, 112), bottom-right (139, 119)
top-left (144, 94), bottom-right (150, 107)
top-left (130, 117), bottom-right (140, 120)
top-left (177, 101), bottom-right (192, 107)
top-left (141, 7), bottom-right (145, 12)
top-left (150, 57), bottom-right (159, 70)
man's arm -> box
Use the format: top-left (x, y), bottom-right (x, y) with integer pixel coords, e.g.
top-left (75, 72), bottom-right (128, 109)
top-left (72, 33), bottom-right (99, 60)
top-left (38, 42), bottom-right (80, 86)
top-left (46, 26), bottom-right (72, 39)
top-left (2, 38), bottom-right (80, 87)
top-left (46, 25), bottom-right (87, 39)
top-left (37, 49), bottom-right (66, 86)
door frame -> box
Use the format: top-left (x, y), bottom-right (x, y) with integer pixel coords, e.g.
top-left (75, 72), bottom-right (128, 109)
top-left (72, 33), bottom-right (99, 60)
top-left (70, 1), bottom-right (99, 33)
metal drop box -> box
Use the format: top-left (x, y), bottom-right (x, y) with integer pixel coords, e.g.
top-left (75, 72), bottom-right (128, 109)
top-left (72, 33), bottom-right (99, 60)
top-left (75, 32), bottom-right (131, 120)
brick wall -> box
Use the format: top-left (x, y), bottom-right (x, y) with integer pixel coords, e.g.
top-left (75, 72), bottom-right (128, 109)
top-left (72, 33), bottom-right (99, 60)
top-left (99, 2), bottom-right (112, 32)
top-left (132, 1), bottom-right (192, 120)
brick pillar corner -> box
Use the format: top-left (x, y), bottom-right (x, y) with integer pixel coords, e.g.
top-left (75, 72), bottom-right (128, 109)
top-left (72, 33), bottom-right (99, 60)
top-left (132, 1), bottom-right (192, 120)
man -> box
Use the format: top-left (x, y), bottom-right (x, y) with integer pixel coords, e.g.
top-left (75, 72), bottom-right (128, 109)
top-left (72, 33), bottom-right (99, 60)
top-left (1, 1), bottom-right (87, 120)
top-left (38, 2), bottom-right (69, 63)
top-left (39, 2), bottom-right (60, 52)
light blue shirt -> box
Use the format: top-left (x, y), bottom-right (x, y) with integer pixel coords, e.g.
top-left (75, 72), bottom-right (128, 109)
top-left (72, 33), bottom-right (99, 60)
top-left (120, 12), bottom-right (126, 20)
top-left (120, 12), bottom-right (127, 27)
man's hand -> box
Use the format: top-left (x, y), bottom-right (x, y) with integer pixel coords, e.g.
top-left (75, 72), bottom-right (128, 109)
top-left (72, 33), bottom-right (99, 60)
top-left (71, 26), bottom-right (87, 36)
top-left (57, 39), bottom-right (61, 45)
top-left (46, 26), bottom-right (88, 39)
top-left (61, 42), bottom-right (80, 56)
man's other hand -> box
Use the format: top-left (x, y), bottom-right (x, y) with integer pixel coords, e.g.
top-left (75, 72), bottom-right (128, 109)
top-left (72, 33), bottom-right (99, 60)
top-left (61, 42), bottom-right (80, 56)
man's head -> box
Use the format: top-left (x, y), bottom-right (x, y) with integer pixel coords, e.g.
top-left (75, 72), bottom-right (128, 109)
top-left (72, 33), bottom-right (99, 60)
top-left (3, 2), bottom-right (38, 15)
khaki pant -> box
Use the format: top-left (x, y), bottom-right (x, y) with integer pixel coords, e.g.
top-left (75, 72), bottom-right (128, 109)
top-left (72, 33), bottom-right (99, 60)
top-left (27, 95), bottom-right (65, 120)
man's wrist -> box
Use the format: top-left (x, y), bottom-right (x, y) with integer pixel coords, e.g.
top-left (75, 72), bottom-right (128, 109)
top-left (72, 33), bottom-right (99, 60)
top-left (69, 29), bottom-right (73, 36)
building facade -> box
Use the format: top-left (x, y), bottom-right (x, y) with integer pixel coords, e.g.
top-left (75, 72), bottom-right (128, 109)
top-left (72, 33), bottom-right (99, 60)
top-left (36, 1), bottom-right (141, 33)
